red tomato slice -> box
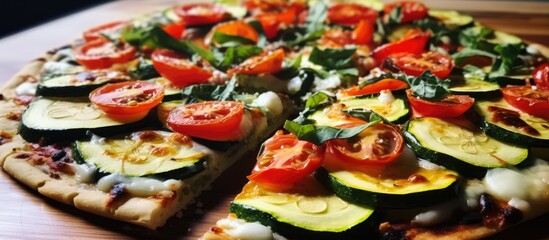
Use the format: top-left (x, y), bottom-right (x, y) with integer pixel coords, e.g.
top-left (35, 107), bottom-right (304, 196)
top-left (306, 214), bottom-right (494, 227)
top-left (174, 3), bottom-right (229, 26)
top-left (206, 20), bottom-right (260, 45)
top-left (162, 21), bottom-right (186, 39)
top-left (167, 101), bottom-right (245, 141)
top-left (338, 78), bottom-right (409, 98)
top-left (533, 63), bottom-right (549, 89)
top-left (320, 28), bottom-right (353, 48)
top-left (227, 49), bottom-right (285, 76)
top-left (325, 123), bottom-right (404, 169)
top-left (383, 1), bottom-right (428, 23)
top-left (89, 81), bottom-right (164, 122)
top-left (352, 20), bottom-right (375, 45)
top-left (327, 4), bottom-right (378, 26)
top-left (255, 7), bottom-right (297, 39)
top-left (83, 21), bottom-right (130, 42)
top-left (247, 130), bottom-right (324, 190)
top-left (245, 0), bottom-right (307, 12)
top-left (372, 29), bottom-right (431, 65)
top-left (501, 86), bottom-right (549, 119)
top-left (75, 39), bottom-right (137, 70)
top-left (392, 51), bottom-right (454, 79)
top-left (151, 49), bottom-right (212, 88)
top-left (406, 89), bottom-right (474, 118)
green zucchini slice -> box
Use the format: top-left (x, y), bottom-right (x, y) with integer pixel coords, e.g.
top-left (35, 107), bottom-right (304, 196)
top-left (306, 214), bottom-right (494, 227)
top-left (20, 98), bottom-right (152, 143)
top-left (340, 94), bottom-right (410, 124)
top-left (231, 178), bottom-right (376, 240)
top-left (404, 117), bottom-right (529, 178)
top-left (317, 148), bottom-right (460, 209)
top-left (74, 131), bottom-right (208, 179)
top-left (36, 71), bottom-right (130, 97)
top-left (449, 77), bottom-right (500, 99)
top-left (474, 98), bottom-right (549, 147)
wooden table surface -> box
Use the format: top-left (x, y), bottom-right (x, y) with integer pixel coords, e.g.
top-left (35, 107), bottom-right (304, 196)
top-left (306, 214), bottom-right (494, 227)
top-left (0, 1), bottom-right (548, 239)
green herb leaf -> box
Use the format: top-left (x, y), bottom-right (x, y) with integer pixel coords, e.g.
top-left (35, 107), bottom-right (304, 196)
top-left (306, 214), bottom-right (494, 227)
top-left (283, 117), bottom-right (382, 145)
top-left (459, 26), bottom-right (493, 49)
top-left (462, 64), bottom-right (486, 81)
top-left (121, 25), bottom-right (192, 55)
top-left (409, 71), bottom-right (451, 101)
top-left (181, 77), bottom-right (237, 103)
top-left (287, 29), bottom-right (325, 47)
top-left (489, 43), bottom-right (525, 78)
top-left (218, 46), bottom-right (263, 70)
top-left (248, 20), bottom-right (268, 48)
top-left (305, 1), bottom-right (328, 33)
top-left (275, 55), bottom-right (303, 79)
top-left (451, 48), bottom-right (496, 64)
top-left (212, 32), bottom-right (256, 47)
top-left (129, 58), bottom-right (160, 80)
top-left (305, 92), bottom-right (332, 109)
top-left (309, 46), bottom-right (356, 70)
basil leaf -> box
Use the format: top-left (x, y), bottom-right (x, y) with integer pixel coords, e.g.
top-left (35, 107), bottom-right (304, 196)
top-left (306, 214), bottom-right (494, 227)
top-left (121, 25), bottom-right (192, 55)
top-left (451, 48), bottom-right (496, 64)
top-left (409, 71), bottom-right (451, 101)
top-left (182, 77), bottom-right (237, 103)
top-left (129, 58), bottom-right (160, 80)
top-left (459, 26), bottom-right (493, 49)
top-left (305, 92), bottom-right (332, 109)
top-left (306, 1), bottom-right (328, 33)
top-left (359, 72), bottom-right (410, 88)
top-left (219, 46), bottom-right (263, 70)
top-left (275, 55), bottom-right (303, 79)
top-left (462, 64), bottom-right (487, 81)
top-left (184, 40), bottom-right (218, 65)
top-left (489, 43), bottom-right (525, 78)
top-left (212, 32), bottom-right (256, 47)
top-left (283, 117), bottom-right (382, 145)
top-left (309, 46), bottom-right (356, 70)
top-left (287, 29), bottom-right (325, 47)
top-left (248, 20), bottom-right (269, 48)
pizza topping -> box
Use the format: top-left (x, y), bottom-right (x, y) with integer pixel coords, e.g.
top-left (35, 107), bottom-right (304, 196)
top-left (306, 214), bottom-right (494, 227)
top-left (407, 89), bottom-right (474, 118)
top-left (227, 49), bottom-right (285, 77)
top-left (167, 101), bottom-right (246, 141)
top-left (151, 48), bottom-right (212, 88)
top-left (390, 51), bottom-right (454, 79)
top-left (75, 38), bottom-right (137, 70)
top-left (215, 218), bottom-right (275, 240)
top-left (372, 29), bottom-right (431, 65)
top-left (5, 111), bottom-right (22, 121)
top-left (383, 1), bottom-right (428, 24)
top-left (106, 183), bottom-right (127, 206)
top-left (89, 81), bottom-right (164, 122)
top-left (533, 63), bottom-right (549, 89)
top-left (83, 21), bottom-right (130, 42)
top-left (247, 131), bottom-right (324, 191)
top-left (97, 174), bottom-right (182, 197)
top-left (174, 3), bottom-right (230, 26)
top-left (501, 85), bottom-right (549, 120)
top-left (15, 81), bottom-right (38, 96)
top-left (206, 20), bottom-right (259, 46)
top-left (480, 194), bottom-right (523, 228)
top-left (250, 91), bottom-right (284, 116)
top-left (327, 3), bottom-right (377, 26)
top-left (488, 105), bottom-right (540, 135)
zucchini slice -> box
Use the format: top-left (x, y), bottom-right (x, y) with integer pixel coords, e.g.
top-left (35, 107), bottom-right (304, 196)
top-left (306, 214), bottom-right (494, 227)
top-left (231, 179), bottom-right (376, 240)
top-left (20, 98), bottom-right (152, 143)
top-left (404, 117), bottom-right (529, 178)
top-left (428, 10), bottom-right (474, 28)
top-left (449, 77), bottom-right (501, 99)
top-left (74, 131), bottom-right (208, 179)
top-left (147, 77), bottom-right (182, 102)
top-left (317, 148), bottom-right (460, 209)
top-left (474, 98), bottom-right (549, 147)
top-left (340, 94), bottom-right (410, 124)
top-left (36, 71), bottom-right (130, 97)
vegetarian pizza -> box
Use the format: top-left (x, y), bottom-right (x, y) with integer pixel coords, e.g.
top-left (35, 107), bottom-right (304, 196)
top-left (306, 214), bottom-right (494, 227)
top-left (0, 0), bottom-right (547, 239)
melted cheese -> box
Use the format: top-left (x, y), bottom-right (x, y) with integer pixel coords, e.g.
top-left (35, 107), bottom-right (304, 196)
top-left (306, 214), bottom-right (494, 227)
top-left (412, 199), bottom-right (462, 226)
top-left (378, 90), bottom-right (395, 104)
top-left (97, 174), bottom-right (182, 197)
top-left (72, 163), bottom-right (97, 183)
top-left (251, 91), bottom-right (283, 116)
top-left (15, 81), bottom-right (38, 96)
top-left (217, 218), bottom-right (275, 240)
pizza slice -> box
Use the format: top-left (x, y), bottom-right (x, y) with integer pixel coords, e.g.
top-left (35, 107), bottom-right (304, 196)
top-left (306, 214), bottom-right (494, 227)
top-left (0, 1), bottom-right (305, 230)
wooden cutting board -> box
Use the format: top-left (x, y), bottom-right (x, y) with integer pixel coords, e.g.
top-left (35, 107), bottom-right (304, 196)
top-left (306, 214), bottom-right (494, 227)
top-left (0, 1), bottom-right (548, 239)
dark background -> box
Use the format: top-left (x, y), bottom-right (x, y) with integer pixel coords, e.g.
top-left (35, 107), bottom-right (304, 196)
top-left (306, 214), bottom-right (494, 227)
top-left (0, 0), bottom-right (111, 38)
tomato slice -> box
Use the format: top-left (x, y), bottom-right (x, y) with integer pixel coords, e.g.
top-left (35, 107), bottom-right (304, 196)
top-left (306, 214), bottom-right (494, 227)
top-left (255, 7), bottom-right (297, 39)
top-left (352, 20), bottom-right (375, 45)
top-left (227, 49), bottom-right (285, 76)
top-left (392, 51), bottom-right (454, 79)
top-left (371, 29), bottom-right (431, 65)
top-left (89, 81), bottom-right (164, 122)
top-left (406, 89), bottom-right (475, 118)
top-left (174, 3), bottom-right (229, 26)
top-left (383, 1), bottom-right (428, 23)
top-left (501, 86), bottom-right (549, 119)
top-left (325, 123), bottom-right (404, 169)
top-left (320, 28), bottom-right (353, 48)
top-left (206, 20), bottom-right (259, 45)
top-left (75, 39), bottom-right (137, 70)
top-left (166, 101), bottom-right (245, 141)
top-left (533, 63), bottom-right (549, 89)
top-left (151, 49), bottom-right (212, 88)
top-left (83, 21), bottom-right (130, 42)
top-left (338, 78), bottom-right (409, 98)
top-left (162, 21), bottom-right (186, 39)
top-left (327, 4), bottom-right (378, 26)
top-left (245, 0), bottom-right (307, 12)
top-left (247, 130), bottom-right (324, 190)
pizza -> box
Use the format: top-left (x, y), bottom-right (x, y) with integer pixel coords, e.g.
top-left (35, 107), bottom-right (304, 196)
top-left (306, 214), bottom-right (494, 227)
top-left (0, 0), bottom-right (548, 239)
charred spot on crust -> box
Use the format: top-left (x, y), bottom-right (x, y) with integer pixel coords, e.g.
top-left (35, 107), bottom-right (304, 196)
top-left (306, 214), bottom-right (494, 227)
top-left (480, 194), bottom-right (523, 229)
top-left (106, 184), bottom-right (127, 207)
top-left (51, 149), bottom-right (67, 162)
